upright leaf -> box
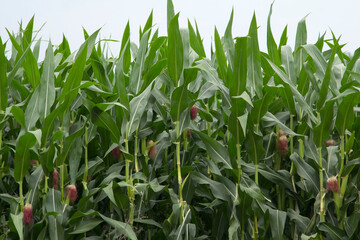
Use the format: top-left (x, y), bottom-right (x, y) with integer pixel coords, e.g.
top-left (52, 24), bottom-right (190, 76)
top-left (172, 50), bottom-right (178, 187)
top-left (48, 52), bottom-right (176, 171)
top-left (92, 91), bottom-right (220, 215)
top-left (167, 13), bottom-right (183, 86)
top-left (167, 0), bottom-right (175, 29)
top-left (128, 84), bottom-right (152, 136)
top-left (246, 130), bottom-right (264, 165)
top-left (0, 37), bottom-right (7, 111)
top-left (170, 68), bottom-right (198, 121)
top-left (188, 20), bottom-right (206, 58)
top-left (313, 100), bottom-right (334, 148)
top-left (316, 39), bottom-right (337, 110)
top-left (59, 41), bottom-right (88, 104)
top-left (281, 45), bottom-right (296, 84)
top-left (294, 16), bottom-right (308, 74)
top-left (267, 2), bottom-right (281, 65)
top-left (25, 87), bottom-right (40, 131)
top-left (38, 41), bottom-right (55, 121)
top-left (247, 13), bottom-right (263, 97)
top-left (120, 21), bottom-right (131, 73)
top-left (214, 27), bottom-right (227, 83)
top-left (335, 93), bottom-right (359, 135)
top-left (129, 29), bottom-right (150, 94)
top-left (223, 8), bottom-right (235, 69)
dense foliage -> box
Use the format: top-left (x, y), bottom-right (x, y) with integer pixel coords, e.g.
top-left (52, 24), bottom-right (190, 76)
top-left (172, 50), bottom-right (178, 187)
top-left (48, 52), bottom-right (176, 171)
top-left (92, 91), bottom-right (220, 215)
top-left (1, 1), bottom-right (360, 239)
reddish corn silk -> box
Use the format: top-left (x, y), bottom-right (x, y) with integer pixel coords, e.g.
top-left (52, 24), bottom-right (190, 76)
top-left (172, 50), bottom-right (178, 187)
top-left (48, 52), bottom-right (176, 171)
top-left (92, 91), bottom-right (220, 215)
top-left (190, 105), bottom-right (198, 120)
top-left (112, 146), bottom-right (121, 160)
top-left (187, 129), bottom-right (191, 138)
top-left (23, 203), bottom-right (33, 226)
top-left (326, 139), bottom-right (336, 147)
top-left (65, 184), bottom-right (78, 202)
top-left (147, 140), bottom-right (157, 160)
top-left (53, 169), bottom-right (59, 190)
top-left (278, 129), bottom-right (286, 137)
top-left (278, 135), bottom-right (288, 156)
top-left (327, 176), bottom-right (339, 193)
top-left (31, 159), bottom-right (38, 165)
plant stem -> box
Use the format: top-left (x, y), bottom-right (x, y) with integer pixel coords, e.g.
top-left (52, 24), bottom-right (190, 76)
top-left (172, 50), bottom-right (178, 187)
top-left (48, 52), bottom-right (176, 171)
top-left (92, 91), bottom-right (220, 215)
top-left (134, 130), bottom-right (139, 173)
top-left (0, 130), bottom-right (2, 168)
top-left (183, 129), bottom-right (188, 151)
top-left (338, 135), bottom-right (345, 180)
top-left (318, 147), bottom-right (325, 221)
top-left (175, 121), bottom-right (183, 223)
top-left (60, 164), bottom-right (65, 202)
top-left (19, 181), bottom-right (24, 211)
top-left (82, 125), bottom-right (88, 188)
top-left (236, 143), bottom-right (242, 183)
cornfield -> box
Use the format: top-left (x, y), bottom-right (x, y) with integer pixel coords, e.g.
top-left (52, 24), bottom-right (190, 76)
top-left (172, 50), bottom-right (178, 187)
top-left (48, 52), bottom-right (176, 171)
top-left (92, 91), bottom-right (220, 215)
top-left (1, 1), bottom-right (360, 239)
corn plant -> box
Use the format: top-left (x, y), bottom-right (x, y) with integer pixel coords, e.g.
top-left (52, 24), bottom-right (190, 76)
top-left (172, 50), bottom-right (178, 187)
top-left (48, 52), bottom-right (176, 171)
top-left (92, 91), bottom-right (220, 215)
top-left (1, 1), bottom-right (360, 239)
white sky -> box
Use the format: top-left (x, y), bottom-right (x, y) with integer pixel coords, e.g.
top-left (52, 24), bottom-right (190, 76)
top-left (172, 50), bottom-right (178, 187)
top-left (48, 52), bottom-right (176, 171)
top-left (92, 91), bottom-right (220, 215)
top-left (1, 0), bottom-right (359, 57)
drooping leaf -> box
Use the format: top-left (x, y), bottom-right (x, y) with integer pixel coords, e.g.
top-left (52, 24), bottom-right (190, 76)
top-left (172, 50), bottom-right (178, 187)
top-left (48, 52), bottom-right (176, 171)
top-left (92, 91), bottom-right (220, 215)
top-left (14, 132), bottom-right (37, 182)
top-left (268, 208), bottom-right (287, 240)
top-left (194, 131), bottom-right (232, 169)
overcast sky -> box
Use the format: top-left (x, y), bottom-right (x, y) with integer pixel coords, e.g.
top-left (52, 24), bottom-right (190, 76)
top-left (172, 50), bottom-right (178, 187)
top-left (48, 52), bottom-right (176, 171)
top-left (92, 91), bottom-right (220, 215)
top-left (1, 0), bottom-right (359, 58)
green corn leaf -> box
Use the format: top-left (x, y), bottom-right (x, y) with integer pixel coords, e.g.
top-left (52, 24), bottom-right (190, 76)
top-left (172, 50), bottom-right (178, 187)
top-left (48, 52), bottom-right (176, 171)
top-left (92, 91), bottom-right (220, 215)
top-left (128, 84), bottom-right (152, 136)
top-left (14, 132), bottom-right (37, 182)
top-left (69, 136), bottom-right (83, 184)
top-left (0, 37), bottom-right (7, 111)
top-left (230, 37), bottom-right (248, 98)
top-left (38, 41), bottom-right (55, 121)
top-left (302, 44), bottom-right (326, 80)
top-left (130, 29), bottom-right (150, 95)
top-left (341, 47), bottom-right (360, 85)
top-left (247, 13), bottom-right (263, 97)
top-left (188, 20), bottom-right (206, 58)
top-left (194, 131), bottom-right (232, 169)
top-left (170, 68), bottom-right (197, 122)
top-left (290, 153), bottom-right (319, 195)
top-left (223, 8), bottom-right (235, 69)
top-left (268, 208), bottom-right (287, 240)
top-left (316, 38), bottom-right (337, 110)
top-left (100, 214), bottom-right (137, 240)
top-left (294, 15), bottom-right (308, 74)
top-left (267, 2), bottom-right (281, 65)
top-left (265, 57), bottom-right (317, 123)
top-left (140, 10), bottom-right (153, 41)
top-left (281, 45), bottom-right (296, 84)
top-left (167, 0), bottom-right (175, 29)
top-left (313, 100), bottom-right (334, 148)
top-left (318, 222), bottom-right (347, 240)
top-left (56, 126), bottom-right (85, 166)
top-left (167, 13), bottom-right (183, 86)
top-left (69, 219), bottom-right (103, 234)
top-left (11, 105), bottom-right (25, 128)
top-left (41, 100), bottom-right (68, 148)
top-left (335, 93), bottom-right (359, 135)
top-left (120, 21), bottom-right (131, 73)
top-left (10, 213), bottom-right (23, 240)
top-left (91, 107), bottom-right (120, 144)
top-left (24, 87), bottom-right (40, 131)
top-left (245, 130), bottom-right (264, 165)
top-left (287, 209), bottom-right (310, 233)
top-left (251, 85), bottom-right (277, 125)
top-left (40, 142), bottom-right (55, 175)
top-left (214, 27), bottom-right (227, 83)
top-left (58, 41), bottom-right (88, 104)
